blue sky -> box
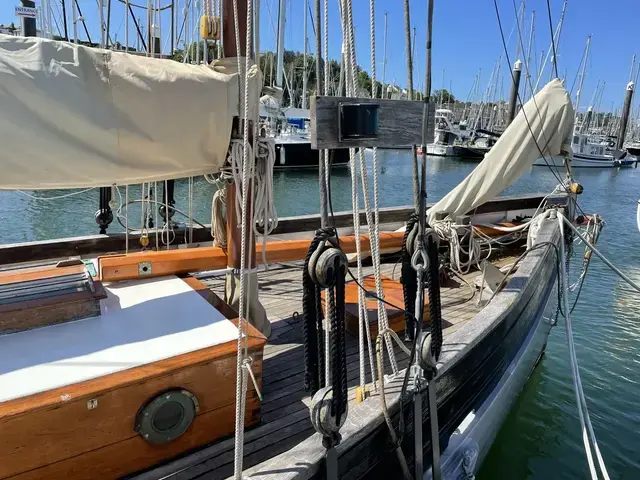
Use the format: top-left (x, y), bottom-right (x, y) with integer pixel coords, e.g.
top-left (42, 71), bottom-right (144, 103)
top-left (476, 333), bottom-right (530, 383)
top-left (1, 0), bottom-right (638, 110)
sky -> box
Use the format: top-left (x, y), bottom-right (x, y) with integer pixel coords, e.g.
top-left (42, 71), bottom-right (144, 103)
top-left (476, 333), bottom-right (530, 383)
top-left (1, 0), bottom-right (639, 111)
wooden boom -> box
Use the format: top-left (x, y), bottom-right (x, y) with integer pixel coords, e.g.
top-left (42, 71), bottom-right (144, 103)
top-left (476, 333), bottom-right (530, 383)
top-left (98, 231), bottom-right (405, 282)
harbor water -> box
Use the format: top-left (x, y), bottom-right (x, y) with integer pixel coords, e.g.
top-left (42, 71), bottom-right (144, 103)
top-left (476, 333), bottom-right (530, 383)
top-left (1, 150), bottom-right (638, 479)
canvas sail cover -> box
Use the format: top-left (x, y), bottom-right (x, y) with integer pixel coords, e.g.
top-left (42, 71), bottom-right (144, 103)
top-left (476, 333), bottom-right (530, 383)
top-left (428, 79), bottom-right (574, 222)
top-left (0, 35), bottom-right (261, 190)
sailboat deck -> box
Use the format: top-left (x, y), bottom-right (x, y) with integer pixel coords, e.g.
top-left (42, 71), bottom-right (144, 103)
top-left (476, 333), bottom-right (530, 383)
top-left (133, 256), bottom-right (516, 480)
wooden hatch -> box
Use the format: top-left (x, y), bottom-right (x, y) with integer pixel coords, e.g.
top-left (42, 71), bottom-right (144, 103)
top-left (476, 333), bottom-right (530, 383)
top-left (0, 275), bottom-right (266, 480)
top-left (0, 263), bottom-right (107, 334)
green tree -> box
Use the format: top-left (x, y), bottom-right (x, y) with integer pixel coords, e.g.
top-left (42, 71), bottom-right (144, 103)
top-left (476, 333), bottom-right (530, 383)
top-left (431, 89), bottom-right (455, 104)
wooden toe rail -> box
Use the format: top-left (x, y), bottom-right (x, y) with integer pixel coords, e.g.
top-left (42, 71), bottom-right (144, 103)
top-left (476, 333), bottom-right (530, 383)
top-left (98, 232), bottom-right (405, 282)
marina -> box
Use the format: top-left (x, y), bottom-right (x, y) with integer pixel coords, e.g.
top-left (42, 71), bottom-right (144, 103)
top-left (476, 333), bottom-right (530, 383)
top-left (1, 0), bottom-right (640, 479)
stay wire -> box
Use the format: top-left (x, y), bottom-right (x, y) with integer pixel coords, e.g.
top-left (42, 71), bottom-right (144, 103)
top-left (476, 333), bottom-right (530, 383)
top-left (546, 0), bottom-right (560, 78)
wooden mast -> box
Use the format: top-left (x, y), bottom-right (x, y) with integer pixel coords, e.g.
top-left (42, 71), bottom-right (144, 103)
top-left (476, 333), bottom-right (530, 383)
top-left (222, 0), bottom-right (255, 271)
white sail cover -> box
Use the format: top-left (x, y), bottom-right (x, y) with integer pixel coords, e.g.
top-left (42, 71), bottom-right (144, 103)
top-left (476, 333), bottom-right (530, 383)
top-left (428, 79), bottom-right (574, 222)
top-left (0, 35), bottom-right (261, 190)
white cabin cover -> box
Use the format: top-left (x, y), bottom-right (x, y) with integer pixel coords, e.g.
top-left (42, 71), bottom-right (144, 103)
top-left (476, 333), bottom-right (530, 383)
top-left (0, 35), bottom-right (261, 189)
top-left (428, 79), bottom-right (574, 222)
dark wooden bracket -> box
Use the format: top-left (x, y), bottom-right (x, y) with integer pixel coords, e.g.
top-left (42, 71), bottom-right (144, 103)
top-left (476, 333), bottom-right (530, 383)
top-left (310, 96), bottom-right (435, 149)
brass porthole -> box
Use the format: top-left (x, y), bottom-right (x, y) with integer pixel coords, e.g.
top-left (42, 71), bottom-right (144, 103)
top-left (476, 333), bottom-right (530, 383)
top-left (134, 389), bottom-right (199, 444)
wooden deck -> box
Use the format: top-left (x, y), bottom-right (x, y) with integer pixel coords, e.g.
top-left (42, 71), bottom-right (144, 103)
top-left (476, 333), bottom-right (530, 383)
top-left (133, 257), bottom-right (515, 480)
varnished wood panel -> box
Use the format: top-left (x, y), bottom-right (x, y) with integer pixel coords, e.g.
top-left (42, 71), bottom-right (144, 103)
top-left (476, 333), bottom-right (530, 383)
top-left (0, 346), bottom-right (263, 478)
top-left (0, 264), bottom-right (87, 284)
top-left (98, 232), bottom-right (404, 282)
top-left (9, 398), bottom-right (261, 480)
top-left (0, 278), bottom-right (267, 479)
top-left (311, 96), bottom-right (435, 149)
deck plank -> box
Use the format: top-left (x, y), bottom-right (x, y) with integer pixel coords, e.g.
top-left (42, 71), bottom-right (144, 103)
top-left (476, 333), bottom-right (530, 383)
top-left (135, 257), bottom-right (515, 480)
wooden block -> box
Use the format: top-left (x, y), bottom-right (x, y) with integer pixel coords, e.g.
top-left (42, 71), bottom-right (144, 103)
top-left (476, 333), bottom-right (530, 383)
top-left (322, 275), bottom-right (429, 338)
top-left (311, 96), bottom-right (435, 149)
top-left (0, 278), bottom-right (266, 480)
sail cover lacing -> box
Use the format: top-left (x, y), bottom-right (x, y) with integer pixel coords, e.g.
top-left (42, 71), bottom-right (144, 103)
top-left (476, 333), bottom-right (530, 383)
top-left (0, 35), bottom-right (261, 190)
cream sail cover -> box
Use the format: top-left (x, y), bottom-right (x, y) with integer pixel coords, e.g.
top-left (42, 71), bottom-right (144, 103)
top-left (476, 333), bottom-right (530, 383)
top-left (428, 79), bottom-right (575, 222)
top-left (0, 35), bottom-right (260, 189)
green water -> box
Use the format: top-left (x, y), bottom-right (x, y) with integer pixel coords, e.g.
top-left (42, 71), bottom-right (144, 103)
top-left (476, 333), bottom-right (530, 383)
top-left (1, 151), bottom-right (639, 479)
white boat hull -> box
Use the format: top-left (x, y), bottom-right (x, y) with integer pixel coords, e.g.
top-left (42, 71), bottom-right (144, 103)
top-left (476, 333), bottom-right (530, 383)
top-left (426, 144), bottom-right (455, 157)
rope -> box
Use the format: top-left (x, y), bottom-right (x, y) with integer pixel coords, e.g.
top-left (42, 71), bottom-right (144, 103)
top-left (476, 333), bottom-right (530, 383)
top-left (426, 234), bottom-right (443, 361)
top-left (558, 214), bottom-right (609, 480)
top-left (231, 0), bottom-right (256, 476)
top-left (375, 327), bottom-right (412, 480)
top-left (212, 187), bottom-right (228, 247)
top-left (16, 187), bottom-right (96, 201)
top-left (343, 0), bottom-right (398, 374)
top-left (302, 229), bottom-right (334, 392)
top-left (227, 137), bottom-right (278, 262)
top-left (401, 213), bottom-right (419, 337)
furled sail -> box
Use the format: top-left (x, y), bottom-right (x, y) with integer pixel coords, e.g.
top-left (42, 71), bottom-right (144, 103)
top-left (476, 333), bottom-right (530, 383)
top-left (428, 79), bottom-right (574, 222)
top-left (0, 35), bottom-right (261, 190)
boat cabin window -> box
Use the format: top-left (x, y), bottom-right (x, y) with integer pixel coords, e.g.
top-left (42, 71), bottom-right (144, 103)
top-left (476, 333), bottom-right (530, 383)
top-left (573, 135), bottom-right (579, 144)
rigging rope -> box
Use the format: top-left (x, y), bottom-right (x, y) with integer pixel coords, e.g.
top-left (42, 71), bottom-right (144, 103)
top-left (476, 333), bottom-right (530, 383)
top-left (558, 213), bottom-right (609, 480)
top-left (343, 0), bottom-right (397, 374)
top-left (232, 0), bottom-right (257, 477)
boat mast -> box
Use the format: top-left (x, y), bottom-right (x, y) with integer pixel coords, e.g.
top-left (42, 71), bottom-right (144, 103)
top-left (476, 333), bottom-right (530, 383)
top-left (522, 10), bottom-right (534, 102)
top-left (302, 0), bottom-right (308, 109)
top-left (275, 0), bottom-right (286, 89)
top-left (549, 0), bottom-right (567, 81)
top-left (533, 0), bottom-right (566, 91)
top-left (71, 0), bottom-right (78, 42)
top-left (575, 35), bottom-right (591, 119)
top-left (382, 11), bottom-right (388, 98)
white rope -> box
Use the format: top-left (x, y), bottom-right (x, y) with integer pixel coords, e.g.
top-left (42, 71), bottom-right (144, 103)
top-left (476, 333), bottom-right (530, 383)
top-left (560, 212), bottom-right (640, 293)
top-left (367, 0), bottom-right (388, 384)
top-left (557, 213), bottom-right (610, 480)
top-left (232, 0), bottom-right (256, 476)
top-left (322, 0), bottom-right (333, 392)
top-left (153, 182), bottom-right (159, 250)
top-left (16, 187), bottom-right (96, 201)
top-left (343, 0), bottom-right (397, 374)
top-left (125, 185), bottom-right (129, 253)
top-left (227, 137), bottom-right (278, 262)
top-left (163, 180), bottom-right (172, 249)
top-left (188, 177), bottom-right (194, 243)
top-left (212, 187), bottom-right (228, 247)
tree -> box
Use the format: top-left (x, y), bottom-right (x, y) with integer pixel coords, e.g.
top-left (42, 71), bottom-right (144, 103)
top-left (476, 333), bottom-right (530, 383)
top-left (431, 89), bottom-right (455, 104)
top-left (170, 41), bottom-right (218, 63)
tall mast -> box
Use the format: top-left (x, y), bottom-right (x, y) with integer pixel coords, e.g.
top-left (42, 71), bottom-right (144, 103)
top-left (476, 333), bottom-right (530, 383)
top-left (575, 35), bottom-right (591, 116)
top-left (534, 0), bottom-right (567, 91)
top-left (275, 0), bottom-right (286, 89)
top-left (302, 0), bottom-right (308, 108)
top-left (382, 12), bottom-right (388, 97)
top-left (523, 10), bottom-right (534, 102)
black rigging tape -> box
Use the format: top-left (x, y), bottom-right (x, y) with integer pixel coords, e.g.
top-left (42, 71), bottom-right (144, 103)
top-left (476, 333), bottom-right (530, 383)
top-left (302, 227), bottom-right (349, 447)
top-left (401, 213), bottom-right (420, 341)
top-left (426, 233), bottom-right (443, 364)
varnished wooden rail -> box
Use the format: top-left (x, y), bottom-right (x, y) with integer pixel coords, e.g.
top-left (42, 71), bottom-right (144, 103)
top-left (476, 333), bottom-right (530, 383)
top-left (98, 232), bottom-right (405, 282)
